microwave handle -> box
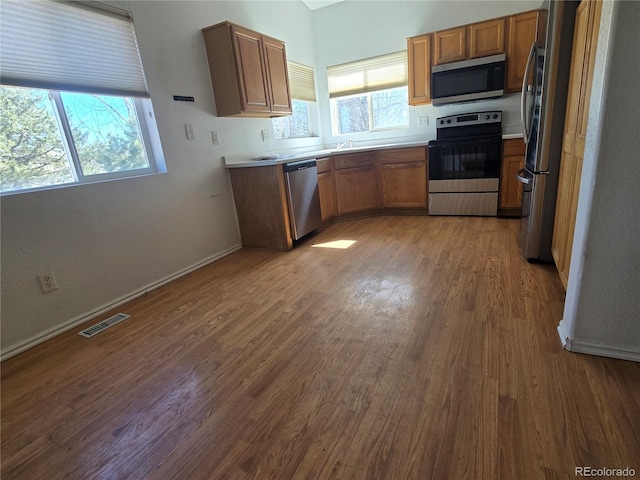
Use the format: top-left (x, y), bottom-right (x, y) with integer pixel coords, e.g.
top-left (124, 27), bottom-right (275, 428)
top-left (520, 42), bottom-right (536, 143)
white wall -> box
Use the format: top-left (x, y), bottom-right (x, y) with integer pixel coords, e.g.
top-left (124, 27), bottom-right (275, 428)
top-left (0, 1), bottom-right (319, 357)
top-left (311, 0), bottom-right (541, 146)
top-left (558, 0), bottom-right (640, 361)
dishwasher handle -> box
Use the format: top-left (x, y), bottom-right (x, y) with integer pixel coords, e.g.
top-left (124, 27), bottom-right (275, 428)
top-left (283, 159), bottom-right (317, 172)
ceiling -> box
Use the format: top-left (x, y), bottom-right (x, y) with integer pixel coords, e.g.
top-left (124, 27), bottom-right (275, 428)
top-left (301, 0), bottom-right (345, 10)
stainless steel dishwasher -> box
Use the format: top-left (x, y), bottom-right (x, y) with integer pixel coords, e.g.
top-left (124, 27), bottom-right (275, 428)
top-left (283, 159), bottom-right (323, 240)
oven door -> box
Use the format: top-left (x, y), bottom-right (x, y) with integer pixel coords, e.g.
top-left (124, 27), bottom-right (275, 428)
top-left (428, 137), bottom-right (502, 180)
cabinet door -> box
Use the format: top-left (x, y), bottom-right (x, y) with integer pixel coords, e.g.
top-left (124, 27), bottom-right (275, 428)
top-left (230, 25), bottom-right (271, 113)
top-left (469, 18), bottom-right (505, 58)
top-left (262, 36), bottom-right (292, 114)
top-left (552, 0), bottom-right (601, 289)
top-left (318, 171), bottom-right (337, 221)
top-left (433, 26), bottom-right (467, 65)
top-left (334, 167), bottom-right (378, 214)
top-left (499, 139), bottom-right (526, 212)
top-left (506, 11), bottom-right (538, 93)
top-left (407, 34), bottom-right (432, 105)
top-left (381, 162), bottom-right (427, 208)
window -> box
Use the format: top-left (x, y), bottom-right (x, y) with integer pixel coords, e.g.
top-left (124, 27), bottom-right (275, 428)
top-left (332, 87), bottom-right (408, 135)
top-left (0, 1), bottom-right (164, 195)
top-left (1, 86), bottom-right (156, 193)
top-left (273, 61), bottom-right (317, 139)
top-left (328, 51), bottom-right (409, 135)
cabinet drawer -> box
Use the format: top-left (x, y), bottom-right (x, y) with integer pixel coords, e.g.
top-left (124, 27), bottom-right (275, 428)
top-left (503, 138), bottom-right (526, 156)
top-left (316, 157), bottom-right (332, 174)
top-left (379, 147), bottom-right (426, 164)
top-left (333, 152), bottom-right (376, 170)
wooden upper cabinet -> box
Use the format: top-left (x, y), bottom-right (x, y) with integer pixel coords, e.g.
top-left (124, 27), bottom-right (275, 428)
top-left (433, 26), bottom-right (467, 65)
top-left (231, 26), bottom-right (270, 114)
top-left (407, 34), bottom-right (432, 105)
top-left (262, 36), bottom-right (292, 114)
top-left (506, 10), bottom-right (539, 93)
top-left (202, 21), bottom-right (292, 117)
top-left (469, 18), bottom-right (505, 58)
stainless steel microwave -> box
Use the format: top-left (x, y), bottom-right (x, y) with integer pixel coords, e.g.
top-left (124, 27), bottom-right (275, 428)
top-left (431, 54), bottom-right (506, 106)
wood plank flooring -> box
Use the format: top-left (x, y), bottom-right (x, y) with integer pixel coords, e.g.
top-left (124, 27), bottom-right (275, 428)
top-left (2, 216), bottom-right (639, 479)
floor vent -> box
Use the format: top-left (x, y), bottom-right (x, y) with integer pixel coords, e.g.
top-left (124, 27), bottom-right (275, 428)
top-left (78, 313), bottom-right (130, 338)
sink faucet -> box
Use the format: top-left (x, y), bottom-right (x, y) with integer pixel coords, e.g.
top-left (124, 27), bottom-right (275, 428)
top-left (336, 138), bottom-right (353, 150)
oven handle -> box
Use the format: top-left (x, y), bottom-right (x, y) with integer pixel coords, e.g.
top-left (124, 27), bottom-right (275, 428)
top-left (520, 41), bottom-right (536, 143)
top-left (515, 168), bottom-right (531, 185)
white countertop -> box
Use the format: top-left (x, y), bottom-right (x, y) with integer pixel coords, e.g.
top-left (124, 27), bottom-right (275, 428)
top-left (223, 141), bottom-right (429, 168)
top-left (224, 134), bottom-right (524, 169)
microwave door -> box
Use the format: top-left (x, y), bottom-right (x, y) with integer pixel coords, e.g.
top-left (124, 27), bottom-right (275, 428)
top-left (520, 42), bottom-right (537, 143)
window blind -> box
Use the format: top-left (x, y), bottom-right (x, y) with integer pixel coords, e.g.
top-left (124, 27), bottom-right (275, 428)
top-left (0, 0), bottom-right (149, 97)
top-left (288, 61), bottom-right (316, 103)
top-left (327, 50), bottom-right (408, 99)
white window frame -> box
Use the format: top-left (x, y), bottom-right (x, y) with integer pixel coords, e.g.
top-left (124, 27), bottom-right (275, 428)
top-left (0, 0), bottom-right (165, 195)
top-left (273, 61), bottom-right (318, 140)
top-left (327, 51), bottom-right (409, 136)
top-left (330, 86), bottom-right (409, 136)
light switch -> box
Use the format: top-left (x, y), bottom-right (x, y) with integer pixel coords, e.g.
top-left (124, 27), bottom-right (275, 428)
top-left (185, 124), bottom-right (195, 140)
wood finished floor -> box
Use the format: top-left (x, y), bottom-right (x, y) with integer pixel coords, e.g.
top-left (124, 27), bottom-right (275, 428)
top-left (2, 216), bottom-right (639, 480)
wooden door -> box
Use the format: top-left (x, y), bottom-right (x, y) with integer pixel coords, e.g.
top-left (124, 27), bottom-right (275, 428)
top-left (262, 36), bottom-right (292, 114)
top-left (230, 26), bottom-right (271, 114)
top-left (433, 26), bottom-right (467, 64)
top-left (506, 11), bottom-right (539, 93)
top-left (469, 18), bottom-right (505, 58)
top-left (551, 0), bottom-right (602, 289)
top-left (499, 139), bottom-right (526, 213)
top-left (407, 34), bottom-right (432, 105)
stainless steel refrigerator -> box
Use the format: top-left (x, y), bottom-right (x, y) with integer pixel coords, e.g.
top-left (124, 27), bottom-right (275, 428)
top-left (517, 1), bottom-right (579, 262)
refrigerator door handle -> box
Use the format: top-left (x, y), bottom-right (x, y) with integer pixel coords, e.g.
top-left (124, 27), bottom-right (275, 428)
top-left (515, 168), bottom-right (531, 185)
top-left (520, 42), bottom-right (537, 143)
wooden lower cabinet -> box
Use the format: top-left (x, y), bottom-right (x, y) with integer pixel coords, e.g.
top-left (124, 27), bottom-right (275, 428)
top-left (499, 138), bottom-right (526, 215)
top-left (229, 165), bottom-right (292, 251)
top-left (316, 157), bottom-right (336, 221)
top-left (379, 147), bottom-right (427, 208)
top-left (328, 147), bottom-right (428, 216)
top-left (334, 166), bottom-right (378, 214)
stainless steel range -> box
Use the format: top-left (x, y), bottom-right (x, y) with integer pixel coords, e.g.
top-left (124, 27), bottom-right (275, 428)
top-left (427, 111), bottom-right (502, 216)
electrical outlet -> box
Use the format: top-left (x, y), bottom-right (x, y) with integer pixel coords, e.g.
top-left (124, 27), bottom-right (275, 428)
top-left (212, 130), bottom-right (220, 145)
top-left (185, 124), bottom-right (195, 140)
top-left (419, 116), bottom-right (429, 126)
top-left (38, 271), bottom-right (58, 293)
top-left (261, 129), bottom-right (270, 141)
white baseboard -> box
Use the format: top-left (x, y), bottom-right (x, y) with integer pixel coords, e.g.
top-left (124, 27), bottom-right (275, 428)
top-left (1, 244), bottom-right (243, 362)
top-left (557, 320), bottom-right (640, 362)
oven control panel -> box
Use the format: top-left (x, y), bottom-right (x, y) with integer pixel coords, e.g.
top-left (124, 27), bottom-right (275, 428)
top-left (436, 111), bottom-right (502, 128)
